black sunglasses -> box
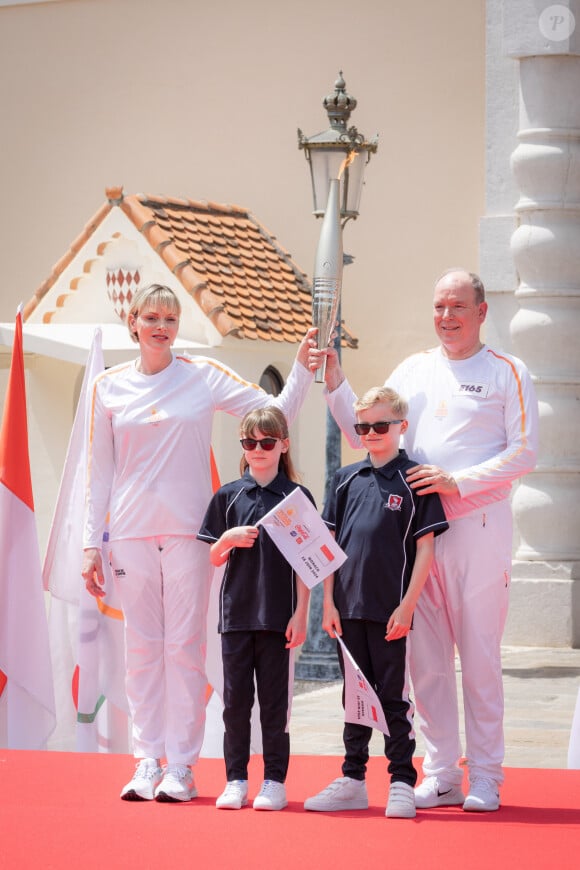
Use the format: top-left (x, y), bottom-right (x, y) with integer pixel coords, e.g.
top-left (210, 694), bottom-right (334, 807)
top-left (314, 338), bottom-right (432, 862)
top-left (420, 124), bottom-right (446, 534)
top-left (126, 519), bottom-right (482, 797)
top-left (240, 437), bottom-right (279, 451)
top-left (354, 420), bottom-right (403, 436)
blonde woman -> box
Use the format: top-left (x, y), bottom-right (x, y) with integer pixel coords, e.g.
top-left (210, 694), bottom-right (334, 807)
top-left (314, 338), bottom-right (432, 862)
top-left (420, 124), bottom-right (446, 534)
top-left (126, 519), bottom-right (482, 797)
top-left (82, 284), bottom-right (314, 802)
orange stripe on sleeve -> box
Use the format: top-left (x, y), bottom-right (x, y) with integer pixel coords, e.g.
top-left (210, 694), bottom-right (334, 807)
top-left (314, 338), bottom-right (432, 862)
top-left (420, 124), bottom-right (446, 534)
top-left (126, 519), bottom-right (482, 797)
top-left (485, 348), bottom-right (528, 469)
top-left (176, 355), bottom-right (261, 391)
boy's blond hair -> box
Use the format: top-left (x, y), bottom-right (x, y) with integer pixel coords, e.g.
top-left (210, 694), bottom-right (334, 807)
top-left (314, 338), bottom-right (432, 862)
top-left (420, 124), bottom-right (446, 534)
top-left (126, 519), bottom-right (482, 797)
top-left (354, 386), bottom-right (408, 418)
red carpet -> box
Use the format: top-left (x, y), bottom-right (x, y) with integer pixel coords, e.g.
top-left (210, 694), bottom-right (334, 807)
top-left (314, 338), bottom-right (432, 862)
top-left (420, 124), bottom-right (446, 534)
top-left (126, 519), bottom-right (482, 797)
top-left (1, 751), bottom-right (579, 869)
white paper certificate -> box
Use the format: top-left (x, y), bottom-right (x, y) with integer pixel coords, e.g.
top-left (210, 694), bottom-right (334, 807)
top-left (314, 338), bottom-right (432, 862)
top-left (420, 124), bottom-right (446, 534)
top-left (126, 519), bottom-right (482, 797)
top-left (336, 635), bottom-right (390, 736)
top-left (257, 487), bottom-right (347, 589)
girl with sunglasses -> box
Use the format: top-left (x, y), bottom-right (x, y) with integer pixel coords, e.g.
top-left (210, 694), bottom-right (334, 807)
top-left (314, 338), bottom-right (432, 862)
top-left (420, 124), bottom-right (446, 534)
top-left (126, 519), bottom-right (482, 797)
top-left (197, 406), bottom-right (315, 812)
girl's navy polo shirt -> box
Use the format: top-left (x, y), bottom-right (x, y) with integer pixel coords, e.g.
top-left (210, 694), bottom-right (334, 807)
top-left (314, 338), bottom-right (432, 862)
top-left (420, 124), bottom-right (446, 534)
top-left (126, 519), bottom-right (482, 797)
top-left (323, 449), bottom-right (448, 622)
top-left (197, 470), bottom-right (316, 633)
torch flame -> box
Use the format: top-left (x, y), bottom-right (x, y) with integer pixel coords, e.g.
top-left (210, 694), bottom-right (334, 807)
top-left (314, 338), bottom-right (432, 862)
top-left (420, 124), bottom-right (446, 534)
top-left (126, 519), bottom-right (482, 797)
top-left (337, 150), bottom-right (358, 180)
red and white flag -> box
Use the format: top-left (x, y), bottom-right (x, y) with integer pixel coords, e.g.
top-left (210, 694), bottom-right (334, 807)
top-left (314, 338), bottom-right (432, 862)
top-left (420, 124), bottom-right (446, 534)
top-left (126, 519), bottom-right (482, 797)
top-left (0, 307), bottom-right (56, 748)
top-left (336, 635), bottom-right (389, 735)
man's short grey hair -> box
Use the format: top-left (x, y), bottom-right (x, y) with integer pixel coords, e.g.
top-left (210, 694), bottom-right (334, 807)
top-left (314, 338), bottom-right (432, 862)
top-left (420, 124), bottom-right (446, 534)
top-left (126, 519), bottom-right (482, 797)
top-left (435, 268), bottom-right (485, 305)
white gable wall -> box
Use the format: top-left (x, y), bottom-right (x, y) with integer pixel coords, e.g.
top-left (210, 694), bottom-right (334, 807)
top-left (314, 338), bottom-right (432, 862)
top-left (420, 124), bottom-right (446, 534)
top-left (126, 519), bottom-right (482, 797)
top-left (26, 208), bottom-right (225, 347)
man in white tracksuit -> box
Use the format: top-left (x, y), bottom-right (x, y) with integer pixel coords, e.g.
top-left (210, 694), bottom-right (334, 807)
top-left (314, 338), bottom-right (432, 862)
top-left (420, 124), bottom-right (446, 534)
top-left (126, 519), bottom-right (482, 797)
top-left (312, 269), bottom-right (538, 812)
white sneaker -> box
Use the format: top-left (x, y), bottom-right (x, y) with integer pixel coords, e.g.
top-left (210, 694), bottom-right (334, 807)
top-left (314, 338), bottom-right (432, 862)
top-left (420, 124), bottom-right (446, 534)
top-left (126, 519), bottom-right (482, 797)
top-left (414, 776), bottom-right (464, 809)
top-left (304, 777), bottom-right (368, 812)
top-left (463, 777), bottom-right (500, 812)
top-left (253, 779), bottom-right (287, 811)
top-left (155, 763), bottom-right (197, 802)
top-left (121, 758), bottom-right (163, 801)
top-left (386, 782), bottom-right (416, 818)
top-left (216, 779), bottom-right (248, 809)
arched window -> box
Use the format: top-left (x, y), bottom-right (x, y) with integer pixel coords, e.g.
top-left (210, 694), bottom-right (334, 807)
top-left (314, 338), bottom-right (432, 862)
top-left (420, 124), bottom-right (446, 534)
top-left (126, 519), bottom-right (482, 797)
top-left (259, 365), bottom-right (284, 397)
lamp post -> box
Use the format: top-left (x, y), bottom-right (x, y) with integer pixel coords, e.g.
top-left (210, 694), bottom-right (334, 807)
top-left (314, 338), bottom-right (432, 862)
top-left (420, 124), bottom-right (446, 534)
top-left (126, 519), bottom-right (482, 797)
top-left (295, 71), bottom-right (378, 681)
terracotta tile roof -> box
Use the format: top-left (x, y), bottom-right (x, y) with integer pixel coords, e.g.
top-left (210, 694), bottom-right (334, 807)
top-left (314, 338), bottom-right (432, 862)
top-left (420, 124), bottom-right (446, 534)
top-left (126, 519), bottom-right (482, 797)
top-left (24, 186), bottom-right (357, 347)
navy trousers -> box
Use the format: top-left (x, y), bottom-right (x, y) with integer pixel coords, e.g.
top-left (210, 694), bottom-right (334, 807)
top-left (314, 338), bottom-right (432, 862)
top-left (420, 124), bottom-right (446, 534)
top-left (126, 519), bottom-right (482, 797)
top-left (221, 630), bottom-right (290, 783)
top-left (338, 619), bottom-right (417, 787)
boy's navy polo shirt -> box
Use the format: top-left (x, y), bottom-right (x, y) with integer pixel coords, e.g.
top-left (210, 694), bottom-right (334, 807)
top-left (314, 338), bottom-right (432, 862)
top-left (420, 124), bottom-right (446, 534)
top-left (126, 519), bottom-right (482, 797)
top-left (197, 470), bottom-right (316, 633)
top-left (323, 449), bottom-right (448, 622)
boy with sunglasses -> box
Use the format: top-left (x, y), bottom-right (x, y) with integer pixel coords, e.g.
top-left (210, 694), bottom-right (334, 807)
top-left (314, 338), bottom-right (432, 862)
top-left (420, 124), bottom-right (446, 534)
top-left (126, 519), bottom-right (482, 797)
top-left (304, 386), bottom-right (448, 819)
top-left (198, 407), bottom-right (315, 812)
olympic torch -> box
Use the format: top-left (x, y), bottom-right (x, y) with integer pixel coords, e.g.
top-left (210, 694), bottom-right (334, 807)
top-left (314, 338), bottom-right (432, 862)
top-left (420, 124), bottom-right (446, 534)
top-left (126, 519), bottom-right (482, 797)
top-left (312, 177), bottom-right (343, 383)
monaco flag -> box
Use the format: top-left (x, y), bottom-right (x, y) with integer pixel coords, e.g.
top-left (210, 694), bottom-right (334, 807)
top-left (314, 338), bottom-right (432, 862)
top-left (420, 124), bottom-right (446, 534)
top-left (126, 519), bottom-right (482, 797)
top-left (336, 635), bottom-right (389, 736)
top-left (0, 307), bottom-right (56, 748)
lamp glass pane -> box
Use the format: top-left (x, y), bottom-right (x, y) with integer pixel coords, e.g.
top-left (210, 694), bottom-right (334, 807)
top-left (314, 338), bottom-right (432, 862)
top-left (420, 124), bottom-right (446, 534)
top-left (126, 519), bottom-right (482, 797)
top-left (343, 153), bottom-right (367, 216)
top-left (310, 149), bottom-right (347, 214)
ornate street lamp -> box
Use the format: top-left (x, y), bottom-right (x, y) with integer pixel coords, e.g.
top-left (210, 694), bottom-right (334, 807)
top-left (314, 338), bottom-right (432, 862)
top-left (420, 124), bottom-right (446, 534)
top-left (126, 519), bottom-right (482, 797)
top-left (298, 70), bottom-right (378, 222)
top-left (296, 72), bottom-right (378, 681)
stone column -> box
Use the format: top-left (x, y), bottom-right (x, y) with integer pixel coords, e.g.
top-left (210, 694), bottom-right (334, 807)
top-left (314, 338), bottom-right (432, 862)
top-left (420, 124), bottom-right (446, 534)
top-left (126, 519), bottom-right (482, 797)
top-left (494, 1), bottom-right (580, 645)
